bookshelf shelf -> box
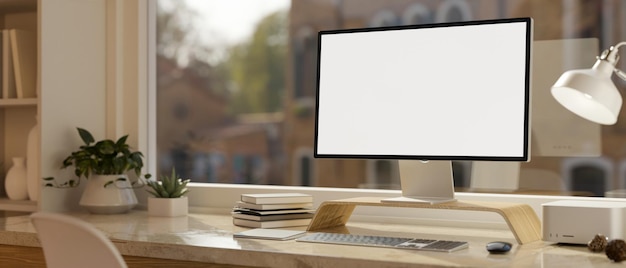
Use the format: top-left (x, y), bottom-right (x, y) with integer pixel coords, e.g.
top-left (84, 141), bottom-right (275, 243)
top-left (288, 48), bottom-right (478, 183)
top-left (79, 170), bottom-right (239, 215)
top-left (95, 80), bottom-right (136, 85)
top-left (0, 0), bottom-right (35, 13)
top-left (0, 98), bottom-right (36, 106)
top-left (0, 197), bottom-right (36, 212)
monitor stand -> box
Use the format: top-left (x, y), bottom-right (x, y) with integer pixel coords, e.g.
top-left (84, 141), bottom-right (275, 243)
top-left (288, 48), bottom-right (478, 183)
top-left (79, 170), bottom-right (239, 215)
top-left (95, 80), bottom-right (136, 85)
top-left (382, 160), bottom-right (456, 204)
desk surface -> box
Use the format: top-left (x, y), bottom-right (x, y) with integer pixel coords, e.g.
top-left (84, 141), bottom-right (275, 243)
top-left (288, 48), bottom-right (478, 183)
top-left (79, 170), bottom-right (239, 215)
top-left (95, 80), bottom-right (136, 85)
top-left (0, 210), bottom-right (619, 267)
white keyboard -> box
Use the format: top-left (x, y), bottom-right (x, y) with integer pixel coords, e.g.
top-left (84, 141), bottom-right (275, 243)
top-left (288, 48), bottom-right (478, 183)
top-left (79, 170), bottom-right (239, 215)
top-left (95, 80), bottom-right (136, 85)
top-left (296, 232), bottom-right (469, 252)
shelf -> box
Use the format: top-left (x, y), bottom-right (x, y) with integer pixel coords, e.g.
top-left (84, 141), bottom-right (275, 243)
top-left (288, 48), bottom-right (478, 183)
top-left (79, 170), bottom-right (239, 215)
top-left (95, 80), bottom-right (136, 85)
top-left (0, 98), bottom-right (37, 107)
top-left (0, 0), bottom-right (36, 13)
top-left (0, 0), bottom-right (38, 213)
top-left (0, 198), bottom-right (36, 212)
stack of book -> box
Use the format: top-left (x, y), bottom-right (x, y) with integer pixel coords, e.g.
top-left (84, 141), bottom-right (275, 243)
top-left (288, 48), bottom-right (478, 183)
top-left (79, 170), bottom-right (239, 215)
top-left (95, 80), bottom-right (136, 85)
top-left (232, 193), bottom-right (315, 228)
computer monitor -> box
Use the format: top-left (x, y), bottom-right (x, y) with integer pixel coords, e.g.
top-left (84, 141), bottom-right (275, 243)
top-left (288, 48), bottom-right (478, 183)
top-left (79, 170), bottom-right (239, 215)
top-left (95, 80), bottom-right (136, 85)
top-left (314, 18), bottom-right (533, 204)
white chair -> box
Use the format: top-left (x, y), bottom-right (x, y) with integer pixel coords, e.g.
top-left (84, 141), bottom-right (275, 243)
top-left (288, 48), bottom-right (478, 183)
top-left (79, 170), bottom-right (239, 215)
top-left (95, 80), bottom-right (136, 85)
top-left (561, 156), bottom-right (614, 196)
top-left (30, 212), bottom-right (127, 268)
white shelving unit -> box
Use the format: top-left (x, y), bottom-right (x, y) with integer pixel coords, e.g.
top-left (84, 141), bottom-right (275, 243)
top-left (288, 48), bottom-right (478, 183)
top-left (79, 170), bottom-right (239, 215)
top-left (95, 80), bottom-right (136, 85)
top-left (0, 0), bottom-right (37, 211)
top-left (0, 0), bottom-right (145, 212)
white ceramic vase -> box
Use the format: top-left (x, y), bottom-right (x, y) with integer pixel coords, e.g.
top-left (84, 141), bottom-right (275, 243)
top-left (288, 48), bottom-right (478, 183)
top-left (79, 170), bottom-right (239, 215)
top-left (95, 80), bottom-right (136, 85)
top-left (148, 196), bottom-right (188, 217)
top-left (79, 174), bottom-right (138, 214)
top-left (5, 157), bottom-right (28, 200)
top-left (26, 117), bottom-right (40, 201)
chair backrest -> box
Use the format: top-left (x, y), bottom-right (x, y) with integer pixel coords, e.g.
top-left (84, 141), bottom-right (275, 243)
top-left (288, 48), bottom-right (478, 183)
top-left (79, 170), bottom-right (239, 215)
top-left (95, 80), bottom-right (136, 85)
top-left (30, 212), bottom-right (127, 268)
top-left (561, 156), bottom-right (614, 196)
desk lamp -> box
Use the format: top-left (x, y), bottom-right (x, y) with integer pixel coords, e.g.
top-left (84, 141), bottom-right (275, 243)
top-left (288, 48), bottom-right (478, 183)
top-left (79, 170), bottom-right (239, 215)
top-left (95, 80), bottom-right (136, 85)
top-left (551, 41), bottom-right (626, 125)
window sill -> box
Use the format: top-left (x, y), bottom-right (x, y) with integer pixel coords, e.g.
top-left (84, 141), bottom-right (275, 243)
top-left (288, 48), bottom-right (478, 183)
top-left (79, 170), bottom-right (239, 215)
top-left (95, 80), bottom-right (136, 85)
top-left (183, 183), bottom-right (614, 227)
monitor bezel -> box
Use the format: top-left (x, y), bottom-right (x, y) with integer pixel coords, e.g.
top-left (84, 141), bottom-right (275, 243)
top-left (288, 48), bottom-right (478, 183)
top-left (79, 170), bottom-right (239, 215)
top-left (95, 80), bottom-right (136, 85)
top-left (313, 17), bottom-right (532, 162)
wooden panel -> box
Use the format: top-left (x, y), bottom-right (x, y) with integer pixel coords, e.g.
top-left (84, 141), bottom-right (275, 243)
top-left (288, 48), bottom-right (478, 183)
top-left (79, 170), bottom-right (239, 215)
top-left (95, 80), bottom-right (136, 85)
top-left (0, 244), bottom-right (46, 267)
top-left (0, 244), bottom-right (253, 268)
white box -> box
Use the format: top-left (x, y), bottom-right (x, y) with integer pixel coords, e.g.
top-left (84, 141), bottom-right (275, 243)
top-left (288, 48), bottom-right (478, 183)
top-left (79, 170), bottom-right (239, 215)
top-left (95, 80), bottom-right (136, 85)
top-left (542, 200), bottom-right (626, 244)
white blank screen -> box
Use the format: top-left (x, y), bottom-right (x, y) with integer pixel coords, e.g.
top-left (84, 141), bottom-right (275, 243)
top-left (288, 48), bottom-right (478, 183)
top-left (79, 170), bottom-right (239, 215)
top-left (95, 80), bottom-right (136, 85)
top-left (315, 20), bottom-right (530, 160)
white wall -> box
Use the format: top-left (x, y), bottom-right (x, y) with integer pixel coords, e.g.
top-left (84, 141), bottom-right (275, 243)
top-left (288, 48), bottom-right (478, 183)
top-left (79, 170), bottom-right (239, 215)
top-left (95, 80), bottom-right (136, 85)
top-left (39, 0), bottom-right (107, 211)
top-left (39, 0), bottom-right (148, 212)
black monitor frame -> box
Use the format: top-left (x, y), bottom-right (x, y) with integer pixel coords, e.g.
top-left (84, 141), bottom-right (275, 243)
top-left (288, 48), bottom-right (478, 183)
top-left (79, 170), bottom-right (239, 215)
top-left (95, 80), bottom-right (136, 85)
top-left (314, 18), bottom-right (533, 203)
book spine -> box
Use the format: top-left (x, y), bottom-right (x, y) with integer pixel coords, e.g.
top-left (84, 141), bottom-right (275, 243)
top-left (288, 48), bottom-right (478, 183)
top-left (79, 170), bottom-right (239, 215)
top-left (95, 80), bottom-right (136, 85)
top-left (233, 218), bottom-right (311, 228)
top-left (241, 196), bottom-right (313, 205)
top-left (232, 212), bottom-right (314, 221)
top-left (2, 29), bottom-right (14, 99)
top-left (236, 201), bottom-right (313, 210)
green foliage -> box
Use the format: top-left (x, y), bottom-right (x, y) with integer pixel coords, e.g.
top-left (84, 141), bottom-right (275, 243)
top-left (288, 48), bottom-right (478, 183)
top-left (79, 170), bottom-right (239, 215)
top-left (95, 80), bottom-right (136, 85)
top-left (146, 168), bottom-right (189, 198)
top-left (63, 128), bottom-right (149, 178)
top-left (44, 127), bottom-right (151, 188)
top-left (225, 10), bottom-right (287, 115)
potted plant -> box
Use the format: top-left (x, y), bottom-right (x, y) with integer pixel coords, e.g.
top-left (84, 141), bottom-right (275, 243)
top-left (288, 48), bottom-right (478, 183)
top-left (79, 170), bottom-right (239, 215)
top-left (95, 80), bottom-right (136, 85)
top-left (45, 127), bottom-right (151, 214)
top-left (146, 168), bottom-right (190, 217)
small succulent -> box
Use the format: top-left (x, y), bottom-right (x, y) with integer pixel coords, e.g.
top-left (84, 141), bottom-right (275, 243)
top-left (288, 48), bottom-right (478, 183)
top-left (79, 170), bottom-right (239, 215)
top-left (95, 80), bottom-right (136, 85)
top-left (146, 168), bottom-right (190, 198)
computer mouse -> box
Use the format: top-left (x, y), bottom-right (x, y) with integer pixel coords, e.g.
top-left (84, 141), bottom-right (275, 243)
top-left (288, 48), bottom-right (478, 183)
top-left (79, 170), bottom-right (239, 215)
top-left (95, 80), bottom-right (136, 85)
top-left (486, 241), bottom-right (512, 253)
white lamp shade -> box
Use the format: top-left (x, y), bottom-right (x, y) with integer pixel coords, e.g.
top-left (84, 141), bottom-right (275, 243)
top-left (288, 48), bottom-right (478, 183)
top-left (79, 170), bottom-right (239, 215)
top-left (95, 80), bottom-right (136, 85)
top-left (551, 60), bottom-right (622, 125)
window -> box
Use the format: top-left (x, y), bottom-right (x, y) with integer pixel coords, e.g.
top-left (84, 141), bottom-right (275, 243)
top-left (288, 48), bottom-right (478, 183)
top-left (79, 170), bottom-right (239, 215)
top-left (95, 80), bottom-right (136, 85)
top-left (293, 26), bottom-right (316, 99)
top-left (435, 0), bottom-right (472, 23)
top-left (402, 4), bottom-right (432, 25)
top-left (369, 10), bottom-right (399, 27)
top-left (156, 0), bottom-right (626, 199)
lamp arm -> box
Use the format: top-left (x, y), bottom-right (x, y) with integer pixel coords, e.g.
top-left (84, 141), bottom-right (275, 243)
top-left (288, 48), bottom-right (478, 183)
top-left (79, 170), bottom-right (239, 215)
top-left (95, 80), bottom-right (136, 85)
top-left (602, 41), bottom-right (626, 81)
top-left (616, 69), bottom-right (626, 81)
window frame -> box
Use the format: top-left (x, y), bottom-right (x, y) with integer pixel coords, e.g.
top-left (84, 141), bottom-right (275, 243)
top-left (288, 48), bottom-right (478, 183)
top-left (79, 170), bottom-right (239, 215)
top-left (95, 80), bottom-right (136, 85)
top-left (146, 0), bottom-right (617, 227)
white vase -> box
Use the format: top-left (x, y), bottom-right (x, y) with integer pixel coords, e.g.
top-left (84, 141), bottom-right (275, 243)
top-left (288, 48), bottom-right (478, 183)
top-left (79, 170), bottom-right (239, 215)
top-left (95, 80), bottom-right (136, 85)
top-left (148, 196), bottom-right (188, 217)
top-left (26, 117), bottom-right (40, 201)
top-left (5, 157), bottom-right (28, 200)
top-left (79, 174), bottom-right (138, 214)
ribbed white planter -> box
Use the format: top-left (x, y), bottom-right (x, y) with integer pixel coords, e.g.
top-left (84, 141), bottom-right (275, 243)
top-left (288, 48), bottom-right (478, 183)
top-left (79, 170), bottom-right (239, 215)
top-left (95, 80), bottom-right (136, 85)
top-left (148, 196), bottom-right (188, 217)
top-left (79, 174), bottom-right (138, 214)
top-left (26, 117), bottom-right (40, 201)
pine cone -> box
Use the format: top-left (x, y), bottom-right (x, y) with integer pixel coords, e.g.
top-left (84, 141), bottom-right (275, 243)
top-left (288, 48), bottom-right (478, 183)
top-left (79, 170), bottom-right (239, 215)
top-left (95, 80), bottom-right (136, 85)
top-left (588, 234), bottom-right (609, 252)
top-left (606, 239), bottom-right (626, 262)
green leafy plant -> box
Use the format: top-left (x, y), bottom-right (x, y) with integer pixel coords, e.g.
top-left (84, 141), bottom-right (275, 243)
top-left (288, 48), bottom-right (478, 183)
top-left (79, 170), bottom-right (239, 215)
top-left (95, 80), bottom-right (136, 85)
top-left (44, 127), bottom-right (151, 188)
top-left (146, 168), bottom-right (189, 198)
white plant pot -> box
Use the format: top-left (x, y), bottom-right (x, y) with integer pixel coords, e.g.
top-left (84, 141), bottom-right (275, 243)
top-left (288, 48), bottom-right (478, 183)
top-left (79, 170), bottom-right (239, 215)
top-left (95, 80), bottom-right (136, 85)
top-left (79, 174), bottom-right (138, 214)
top-left (148, 196), bottom-right (188, 217)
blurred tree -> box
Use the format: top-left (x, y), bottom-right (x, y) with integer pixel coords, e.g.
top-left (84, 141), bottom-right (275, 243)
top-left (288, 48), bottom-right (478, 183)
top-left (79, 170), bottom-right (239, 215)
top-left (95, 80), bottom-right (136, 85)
top-left (225, 10), bottom-right (288, 114)
top-left (157, 0), bottom-right (201, 65)
top-left (156, 0), bottom-right (230, 96)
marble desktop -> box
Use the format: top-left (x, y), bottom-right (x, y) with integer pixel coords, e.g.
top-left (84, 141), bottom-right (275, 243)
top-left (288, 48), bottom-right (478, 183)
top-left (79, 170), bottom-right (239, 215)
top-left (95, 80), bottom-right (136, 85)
top-left (0, 209), bottom-right (621, 267)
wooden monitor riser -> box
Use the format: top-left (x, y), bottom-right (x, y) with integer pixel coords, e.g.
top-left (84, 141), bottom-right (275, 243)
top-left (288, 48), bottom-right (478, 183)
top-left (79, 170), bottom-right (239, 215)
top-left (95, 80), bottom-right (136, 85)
top-left (306, 197), bottom-right (541, 244)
